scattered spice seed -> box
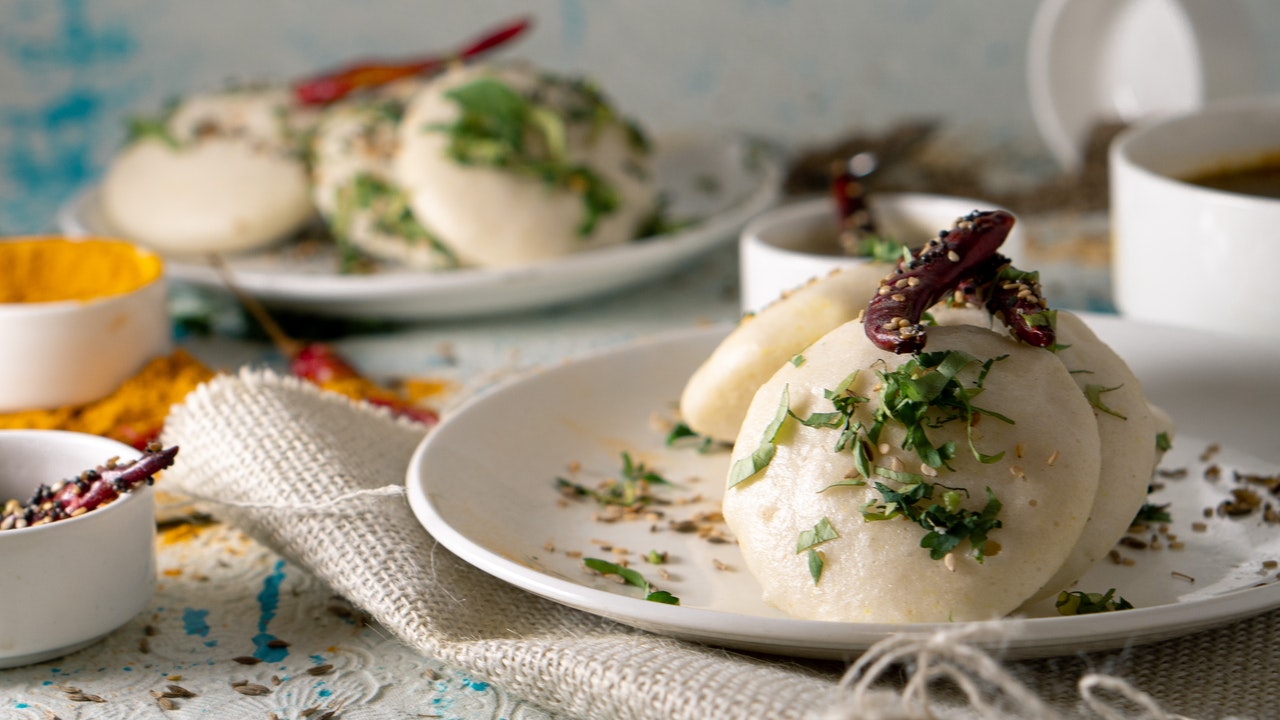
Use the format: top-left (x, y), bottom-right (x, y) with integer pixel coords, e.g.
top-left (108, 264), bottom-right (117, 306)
top-left (1199, 443), bottom-right (1221, 462)
top-left (144, 624), bottom-right (158, 636)
top-left (301, 707), bottom-right (321, 717)
top-left (232, 683), bottom-right (272, 696)
top-left (139, 637), bottom-right (150, 654)
top-left (165, 685), bottom-right (196, 698)
top-left (1158, 467), bottom-right (1188, 479)
top-left (307, 664), bottom-right (335, 676)
top-left (156, 696), bottom-right (176, 711)
top-left (1171, 571), bottom-right (1195, 583)
top-left (271, 675), bottom-right (282, 685)
top-left (66, 693), bottom-right (106, 703)
top-left (232, 655), bottom-right (263, 665)
top-left (712, 558), bottom-right (733, 571)
top-left (266, 638), bottom-right (290, 649)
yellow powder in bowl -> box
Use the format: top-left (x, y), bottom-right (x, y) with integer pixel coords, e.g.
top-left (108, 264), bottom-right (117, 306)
top-left (0, 237), bottom-right (164, 304)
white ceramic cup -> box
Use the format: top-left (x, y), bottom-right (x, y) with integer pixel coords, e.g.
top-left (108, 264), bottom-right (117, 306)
top-left (739, 193), bottom-right (1027, 314)
top-left (1110, 96), bottom-right (1280, 339)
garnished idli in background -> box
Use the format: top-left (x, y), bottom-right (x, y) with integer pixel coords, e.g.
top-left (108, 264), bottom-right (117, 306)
top-left (310, 95), bottom-right (458, 270)
top-left (393, 62), bottom-right (658, 268)
top-left (101, 88), bottom-right (314, 255)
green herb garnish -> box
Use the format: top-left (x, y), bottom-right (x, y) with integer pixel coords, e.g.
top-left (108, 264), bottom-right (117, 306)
top-left (555, 451), bottom-right (674, 507)
top-left (728, 385), bottom-right (790, 488)
top-left (665, 421), bottom-right (717, 453)
top-left (806, 549), bottom-right (825, 583)
top-left (428, 75), bottom-right (641, 237)
top-left (861, 481), bottom-right (1003, 562)
top-left (583, 557), bottom-right (680, 604)
top-left (1084, 383), bottom-right (1127, 420)
top-left (1133, 502), bottom-right (1172, 525)
top-left (871, 350), bottom-right (1012, 471)
top-left (331, 173), bottom-right (458, 273)
top-left (796, 517), bottom-right (840, 553)
top-left (1155, 431), bottom-right (1172, 452)
top-left (1055, 588), bottom-right (1133, 615)
top-left (848, 234), bottom-right (908, 263)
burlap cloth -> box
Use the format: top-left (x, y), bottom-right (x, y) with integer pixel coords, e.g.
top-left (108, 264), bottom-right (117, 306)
top-left (162, 369), bottom-right (1278, 720)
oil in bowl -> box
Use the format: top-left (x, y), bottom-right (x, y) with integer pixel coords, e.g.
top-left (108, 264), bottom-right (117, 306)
top-left (1181, 150), bottom-right (1280, 200)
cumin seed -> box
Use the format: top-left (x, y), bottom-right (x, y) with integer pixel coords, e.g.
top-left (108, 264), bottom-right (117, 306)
top-left (306, 664), bottom-right (334, 676)
top-left (156, 696), bottom-right (176, 711)
top-left (165, 684), bottom-right (196, 697)
top-left (232, 655), bottom-right (262, 665)
top-left (232, 683), bottom-right (272, 696)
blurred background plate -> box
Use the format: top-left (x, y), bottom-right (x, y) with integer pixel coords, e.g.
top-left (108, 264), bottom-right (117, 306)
top-left (58, 132), bottom-right (781, 321)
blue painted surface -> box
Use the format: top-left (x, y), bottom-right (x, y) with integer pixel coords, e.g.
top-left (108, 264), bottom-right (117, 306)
top-left (252, 560), bottom-right (290, 662)
top-left (182, 607), bottom-right (210, 637)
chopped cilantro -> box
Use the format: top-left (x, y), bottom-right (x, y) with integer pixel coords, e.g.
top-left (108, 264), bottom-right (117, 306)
top-left (645, 550), bottom-right (667, 565)
top-left (796, 517), bottom-right (840, 553)
top-left (806, 549), bottom-right (825, 584)
top-left (1156, 431), bottom-right (1172, 452)
top-left (665, 421), bottom-right (717, 453)
top-left (791, 354), bottom-right (805, 367)
top-left (1084, 383), bottom-right (1127, 420)
top-left (1133, 502), bottom-right (1172, 525)
top-left (427, 75), bottom-right (643, 237)
top-left (1055, 588), bottom-right (1133, 615)
top-left (332, 173), bottom-right (458, 273)
top-left (847, 233), bottom-right (908, 263)
top-left (583, 557), bottom-right (680, 604)
top-left (555, 451), bottom-right (673, 507)
top-left (872, 350), bottom-right (1012, 470)
top-left (728, 385), bottom-right (790, 488)
top-left (861, 481), bottom-right (1003, 562)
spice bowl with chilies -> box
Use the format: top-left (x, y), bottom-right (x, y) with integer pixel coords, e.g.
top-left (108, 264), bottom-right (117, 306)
top-left (0, 430), bottom-right (177, 667)
top-left (0, 236), bottom-right (172, 413)
top-left (738, 192), bottom-right (1028, 315)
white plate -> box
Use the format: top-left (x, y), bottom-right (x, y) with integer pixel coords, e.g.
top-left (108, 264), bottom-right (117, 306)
top-left (1027, 0), bottom-right (1260, 171)
top-left (59, 133), bottom-right (782, 320)
top-left (406, 315), bottom-right (1280, 660)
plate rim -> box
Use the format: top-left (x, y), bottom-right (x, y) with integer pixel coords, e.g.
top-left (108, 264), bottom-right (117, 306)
top-left (405, 317), bottom-right (1280, 659)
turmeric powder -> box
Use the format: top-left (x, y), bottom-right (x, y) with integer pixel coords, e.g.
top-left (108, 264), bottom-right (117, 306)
top-left (0, 349), bottom-right (216, 448)
top-left (0, 237), bottom-right (163, 303)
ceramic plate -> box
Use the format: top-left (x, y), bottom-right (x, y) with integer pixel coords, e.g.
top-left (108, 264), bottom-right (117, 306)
top-left (406, 315), bottom-right (1280, 660)
top-left (1027, 0), bottom-right (1259, 171)
top-left (58, 132), bottom-right (781, 320)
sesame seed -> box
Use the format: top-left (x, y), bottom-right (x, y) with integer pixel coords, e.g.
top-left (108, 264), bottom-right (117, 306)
top-left (944, 553), bottom-right (957, 572)
top-left (1045, 450), bottom-right (1059, 466)
top-left (891, 293), bottom-right (906, 302)
top-left (907, 277), bottom-right (920, 287)
top-left (947, 250), bottom-right (960, 262)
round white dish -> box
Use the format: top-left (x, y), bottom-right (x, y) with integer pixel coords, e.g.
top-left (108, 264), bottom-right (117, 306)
top-left (0, 238), bottom-right (171, 413)
top-left (407, 315), bottom-right (1280, 660)
top-left (0, 431), bottom-right (156, 668)
top-left (1027, 0), bottom-right (1259, 171)
top-left (1110, 95), bottom-right (1280, 340)
top-left (59, 133), bottom-right (782, 320)
top-left (738, 193), bottom-right (1028, 314)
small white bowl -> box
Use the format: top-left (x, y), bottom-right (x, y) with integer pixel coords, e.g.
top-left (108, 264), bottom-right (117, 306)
top-left (739, 193), bottom-right (1028, 314)
top-left (0, 237), bottom-right (171, 413)
top-left (1109, 96), bottom-right (1280, 338)
top-left (0, 430), bottom-right (156, 668)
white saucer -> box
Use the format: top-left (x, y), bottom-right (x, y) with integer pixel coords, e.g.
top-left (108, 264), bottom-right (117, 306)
top-left (1027, 0), bottom-right (1260, 171)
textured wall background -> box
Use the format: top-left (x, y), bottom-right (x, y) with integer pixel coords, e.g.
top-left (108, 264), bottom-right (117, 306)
top-left (2, 0), bottom-right (1279, 235)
